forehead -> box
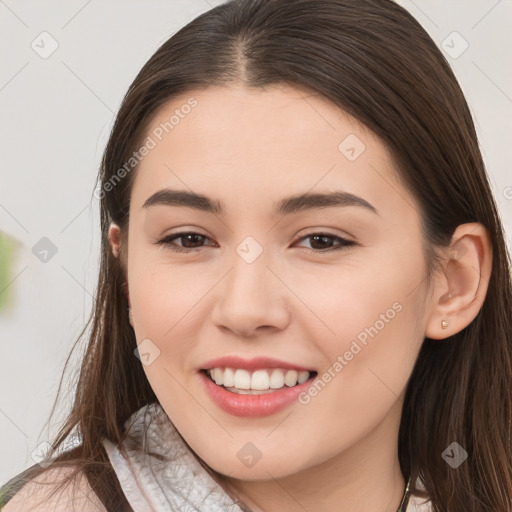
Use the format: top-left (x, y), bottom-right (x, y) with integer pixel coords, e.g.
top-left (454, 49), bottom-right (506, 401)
top-left (130, 84), bottom-right (416, 223)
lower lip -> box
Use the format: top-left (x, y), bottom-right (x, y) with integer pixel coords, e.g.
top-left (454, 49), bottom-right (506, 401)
top-left (198, 371), bottom-right (316, 417)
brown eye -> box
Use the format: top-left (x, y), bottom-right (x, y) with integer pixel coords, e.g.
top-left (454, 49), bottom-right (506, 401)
top-left (156, 232), bottom-right (215, 253)
top-left (294, 232), bottom-right (356, 253)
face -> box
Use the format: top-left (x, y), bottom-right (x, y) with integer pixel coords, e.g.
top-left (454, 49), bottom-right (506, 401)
top-left (119, 84), bottom-right (432, 481)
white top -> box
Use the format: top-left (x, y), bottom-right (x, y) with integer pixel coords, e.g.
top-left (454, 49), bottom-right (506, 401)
top-left (102, 403), bottom-right (433, 512)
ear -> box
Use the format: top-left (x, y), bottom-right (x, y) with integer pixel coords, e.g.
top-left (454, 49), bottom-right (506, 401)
top-left (109, 222), bottom-right (122, 258)
top-left (108, 222), bottom-right (133, 326)
top-left (425, 222), bottom-right (493, 340)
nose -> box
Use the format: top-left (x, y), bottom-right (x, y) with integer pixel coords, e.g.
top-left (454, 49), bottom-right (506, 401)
top-left (211, 252), bottom-right (290, 338)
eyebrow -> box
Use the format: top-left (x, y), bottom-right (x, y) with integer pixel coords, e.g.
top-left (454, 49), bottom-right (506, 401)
top-left (142, 188), bottom-right (379, 216)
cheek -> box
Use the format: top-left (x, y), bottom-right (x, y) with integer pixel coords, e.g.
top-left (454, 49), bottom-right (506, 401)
top-left (289, 257), bottom-right (403, 348)
top-left (298, 254), bottom-right (426, 407)
top-left (292, 298), bottom-right (422, 468)
top-left (128, 247), bottom-right (209, 338)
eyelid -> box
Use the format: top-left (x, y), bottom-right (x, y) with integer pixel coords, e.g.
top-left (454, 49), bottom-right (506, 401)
top-left (157, 226), bottom-right (353, 242)
top-left (155, 227), bottom-right (212, 243)
top-left (294, 227), bottom-right (354, 242)
top-left (154, 230), bottom-right (216, 252)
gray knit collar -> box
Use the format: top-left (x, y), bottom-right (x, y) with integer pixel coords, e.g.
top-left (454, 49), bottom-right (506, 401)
top-left (102, 402), bottom-right (432, 512)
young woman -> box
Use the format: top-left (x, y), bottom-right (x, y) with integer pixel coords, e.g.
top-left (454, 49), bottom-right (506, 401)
top-left (2, 0), bottom-right (511, 511)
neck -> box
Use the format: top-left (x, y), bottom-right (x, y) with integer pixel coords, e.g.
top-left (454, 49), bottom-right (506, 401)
top-left (219, 402), bottom-right (406, 512)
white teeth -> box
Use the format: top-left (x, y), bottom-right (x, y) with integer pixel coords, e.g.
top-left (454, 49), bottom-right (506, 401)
top-left (206, 367), bottom-right (313, 391)
top-left (269, 369), bottom-right (285, 389)
top-left (251, 370), bottom-right (270, 390)
top-left (297, 371), bottom-right (309, 384)
top-left (233, 369), bottom-right (251, 389)
top-left (284, 370), bottom-right (298, 387)
top-left (223, 367), bottom-right (235, 387)
top-left (213, 368), bottom-right (223, 386)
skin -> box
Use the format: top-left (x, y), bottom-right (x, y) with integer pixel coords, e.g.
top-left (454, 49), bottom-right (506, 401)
top-left (109, 83), bottom-right (492, 512)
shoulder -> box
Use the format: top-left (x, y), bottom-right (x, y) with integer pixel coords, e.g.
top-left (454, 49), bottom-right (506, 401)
top-left (2, 465), bottom-right (107, 512)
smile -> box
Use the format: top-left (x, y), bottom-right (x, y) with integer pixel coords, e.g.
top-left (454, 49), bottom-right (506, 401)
top-left (198, 361), bottom-right (318, 417)
top-left (203, 367), bottom-right (314, 394)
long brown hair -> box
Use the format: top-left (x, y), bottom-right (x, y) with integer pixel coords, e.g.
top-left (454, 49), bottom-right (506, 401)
top-left (2, 0), bottom-right (511, 510)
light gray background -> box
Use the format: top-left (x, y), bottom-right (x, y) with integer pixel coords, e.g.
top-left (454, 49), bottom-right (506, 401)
top-left (1, 0), bottom-right (511, 485)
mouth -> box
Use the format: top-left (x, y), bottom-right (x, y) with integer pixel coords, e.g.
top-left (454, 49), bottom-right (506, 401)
top-left (198, 365), bottom-right (318, 417)
top-left (200, 367), bottom-right (318, 395)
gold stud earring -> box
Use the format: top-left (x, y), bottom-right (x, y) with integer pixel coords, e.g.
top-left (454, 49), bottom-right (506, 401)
top-left (441, 320), bottom-right (448, 329)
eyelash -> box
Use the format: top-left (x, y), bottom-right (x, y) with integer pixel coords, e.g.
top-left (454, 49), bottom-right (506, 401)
top-left (155, 231), bottom-right (356, 254)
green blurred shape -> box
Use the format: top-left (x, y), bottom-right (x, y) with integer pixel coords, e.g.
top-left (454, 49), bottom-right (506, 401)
top-left (0, 231), bottom-right (22, 313)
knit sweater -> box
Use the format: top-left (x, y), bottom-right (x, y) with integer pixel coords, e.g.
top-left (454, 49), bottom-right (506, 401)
top-left (101, 403), bottom-right (433, 512)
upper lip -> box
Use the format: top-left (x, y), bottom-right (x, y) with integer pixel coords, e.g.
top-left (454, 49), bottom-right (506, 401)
top-left (200, 356), bottom-right (314, 372)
